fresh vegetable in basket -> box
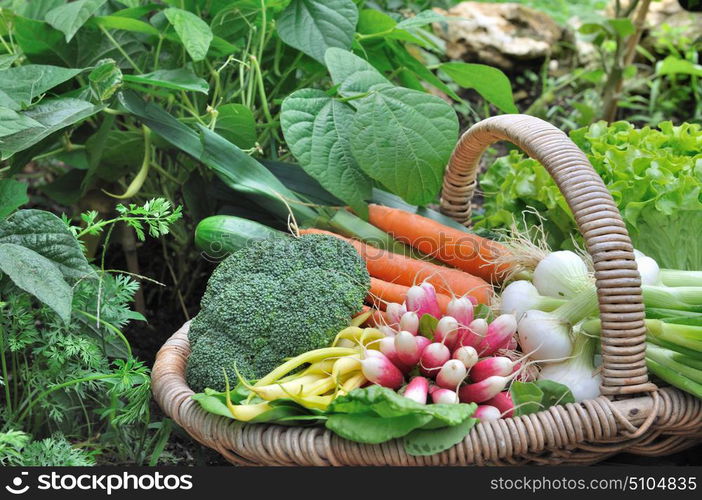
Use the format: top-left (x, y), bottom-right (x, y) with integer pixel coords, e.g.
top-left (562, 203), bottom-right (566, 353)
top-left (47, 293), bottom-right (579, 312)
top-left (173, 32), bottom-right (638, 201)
top-left (477, 121), bottom-right (702, 270)
top-left (497, 241), bottom-right (702, 401)
top-left (185, 234), bottom-right (370, 392)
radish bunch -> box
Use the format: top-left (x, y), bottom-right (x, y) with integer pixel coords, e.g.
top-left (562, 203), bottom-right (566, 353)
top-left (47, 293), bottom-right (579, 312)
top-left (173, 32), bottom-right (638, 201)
top-left (364, 282), bottom-right (524, 422)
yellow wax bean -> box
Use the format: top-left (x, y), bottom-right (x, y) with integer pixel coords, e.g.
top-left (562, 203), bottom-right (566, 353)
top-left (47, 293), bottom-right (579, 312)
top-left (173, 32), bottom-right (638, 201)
top-left (350, 310), bottom-right (373, 327)
top-left (255, 347), bottom-right (358, 387)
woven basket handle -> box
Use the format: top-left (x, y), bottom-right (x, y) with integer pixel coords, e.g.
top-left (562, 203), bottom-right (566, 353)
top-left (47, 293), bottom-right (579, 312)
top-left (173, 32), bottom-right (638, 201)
top-left (440, 115), bottom-right (656, 396)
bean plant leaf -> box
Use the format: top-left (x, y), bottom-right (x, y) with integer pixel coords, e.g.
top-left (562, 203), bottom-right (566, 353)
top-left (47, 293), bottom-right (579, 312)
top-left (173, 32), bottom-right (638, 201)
top-left (90, 15), bottom-right (161, 35)
top-left (214, 103), bottom-right (257, 149)
top-left (45, 0), bottom-right (108, 42)
top-left (350, 87), bottom-right (458, 206)
top-left (0, 107), bottom-right (42, 138)
top-left (0, 98), bottom-right (102, 159)
top-left (123, 68), bottom-right (209, 94)
top-left (0, 209), bottom-right (96, 281)
top-left (164, 7), bottom-right (213, 62)
top-left (324, 47), bottom-right (391, 98)
top-left (278, 0), bottom-right (358, 64)
top-left (396, 10), bottom-right (448, 30)
top-left (0, 54), bottom-right (20, 70)
top-left (0, 65), bottom-right (83, 107)
top-left (440, 62), bottom-right (518, 114)
top-left (12, 16), bottom-right (75, 67)
top-left (0, 243), bottom-right (73, 323)
top-left (0, 179), bottom-right (29, 219)
top-left (281, 88), bottom-right (372, 216)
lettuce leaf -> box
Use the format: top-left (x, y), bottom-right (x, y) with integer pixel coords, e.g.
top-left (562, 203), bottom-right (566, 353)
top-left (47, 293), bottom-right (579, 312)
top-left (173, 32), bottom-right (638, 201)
top-left (477, 121), bottom-right (702, 270)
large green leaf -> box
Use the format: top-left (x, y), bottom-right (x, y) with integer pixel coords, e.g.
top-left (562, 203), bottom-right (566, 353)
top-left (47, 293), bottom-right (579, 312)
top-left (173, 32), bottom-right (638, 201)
top-left (13, 16), bottom-right (76, 66)
top-left (45, 0), bottom-right (108, 42)
top-left (0, 179), bottom-right (29, 219)
top-left (281, 88), bottom-right (372, 215)
top-left (164, 7), bottom-right (213, 62)
top-left (440, 62), bottom-right (517, 114)
top-left (0, 98), bottom-right (102, 159)
top-left (324, 47), bottom-right (391, 98)
top-left (0, 64), bottom-right (83, 107)
top-left (395, 10), bottom-right (448, 30)
top-left (123, 68), bottom-right (209, 94)
top-left (0, 243), bottom-right (73, 323)
top-left (349, 87), bottom-right (458, 205)
top-left (0, 209), bottom-right (96, 281)
top-left (214, 103), bottom-right (256, 149)
top-left (325, 412), bottom-right (433, 444)
top-left (90, 15), bottom-right (161, 36)
top-left (403, 417), bottom-right (477, 456)
top-left (0, 107), bottom-right (42, 138)
top-left (278, 0), bottom-right (358, 64)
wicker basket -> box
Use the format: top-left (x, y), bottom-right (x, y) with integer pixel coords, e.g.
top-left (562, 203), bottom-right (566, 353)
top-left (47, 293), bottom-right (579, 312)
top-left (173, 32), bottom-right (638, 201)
top-left (152, 115), bottom-right (702, 465)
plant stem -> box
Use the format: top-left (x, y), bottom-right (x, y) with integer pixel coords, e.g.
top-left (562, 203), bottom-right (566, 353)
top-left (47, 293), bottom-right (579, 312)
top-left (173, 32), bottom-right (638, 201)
top-left (659, 270), bottom-right (702, 287)
top-left (555, 285), bottom-right (599, 325)
top-left (14, 373), bottom-right (117, 424)
top-left (0, 322), bottom-right (12, 413)
top-left (99, 25), bottom-right (143, 73)
top-left (75, 310), bottom-right (133, 358)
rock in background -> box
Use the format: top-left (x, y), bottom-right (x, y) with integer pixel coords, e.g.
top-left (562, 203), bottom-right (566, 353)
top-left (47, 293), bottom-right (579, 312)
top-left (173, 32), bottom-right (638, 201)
top-left (433, 2), bottom-right (563, 70)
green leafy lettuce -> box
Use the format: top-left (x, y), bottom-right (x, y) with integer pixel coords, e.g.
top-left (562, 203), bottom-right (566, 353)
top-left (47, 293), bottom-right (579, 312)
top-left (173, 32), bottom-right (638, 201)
top-left (477, 121), bottom-right (702, 270)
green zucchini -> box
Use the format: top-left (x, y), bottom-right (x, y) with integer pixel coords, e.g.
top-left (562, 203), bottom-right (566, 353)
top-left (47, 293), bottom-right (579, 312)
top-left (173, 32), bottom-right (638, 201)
top-left (195, 215), bottom-right (284, 258)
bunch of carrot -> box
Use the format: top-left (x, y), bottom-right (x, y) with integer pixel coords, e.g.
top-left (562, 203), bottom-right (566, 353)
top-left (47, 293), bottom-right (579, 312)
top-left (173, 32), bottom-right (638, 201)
top-left (303, 204), bottom-right (510, 309)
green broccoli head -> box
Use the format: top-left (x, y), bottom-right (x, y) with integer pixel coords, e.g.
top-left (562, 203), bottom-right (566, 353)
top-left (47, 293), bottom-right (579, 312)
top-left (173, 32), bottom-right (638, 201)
top-left (186, 234), bottom-right (369, 392)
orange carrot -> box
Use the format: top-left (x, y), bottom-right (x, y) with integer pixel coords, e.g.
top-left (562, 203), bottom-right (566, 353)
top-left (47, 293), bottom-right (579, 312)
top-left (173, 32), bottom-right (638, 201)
top-left (301, 228), bottom-right (493, 304)
top-left (367, 204), bottom-right (511, 284)
top-left (368, 278), bottom-right (451, 314)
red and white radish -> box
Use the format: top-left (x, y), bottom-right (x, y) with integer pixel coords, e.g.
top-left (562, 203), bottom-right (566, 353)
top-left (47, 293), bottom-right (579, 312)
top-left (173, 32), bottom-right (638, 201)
top-left (436, 359), bottom-right (467, 389)
top-left (470, 356), bottom-right (514, 382)
top-left (447, 296), bottom-right (474, 327)
top-left (399, 311), bottom-right (419, 335)
top-left (484, 392), bottom-right (514, 418)
top-left (434, 316), bottom-right (459, 350)
top-left (475, 405), bottom-right (501, 422)
top-left (415, 335), bottom-right (431, 353)
top-left (379, 337), bottom-right (411, 373)
top-left (405, 282), bottom-right (442, 319)
top-left (360, 351), bottom-right (404, 389)
top-left (403, 376), bottom-right (429, 404)
top-left (453, 346), bottom-right (478, 369)
top-left (419, 342), bottom-right (451, 377)
top-left (395, 330), bottom-right (421, 366)
top-left (458, 375), bottom-right (511, 403)
top-left (431, 388), bottom-right (459, 404)
top-left (386, 302), bottom-right (407, 326)
top-left (477, 314), bottom-right (517, 356)
top-left (459, 318), bottom-right (488, 348)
